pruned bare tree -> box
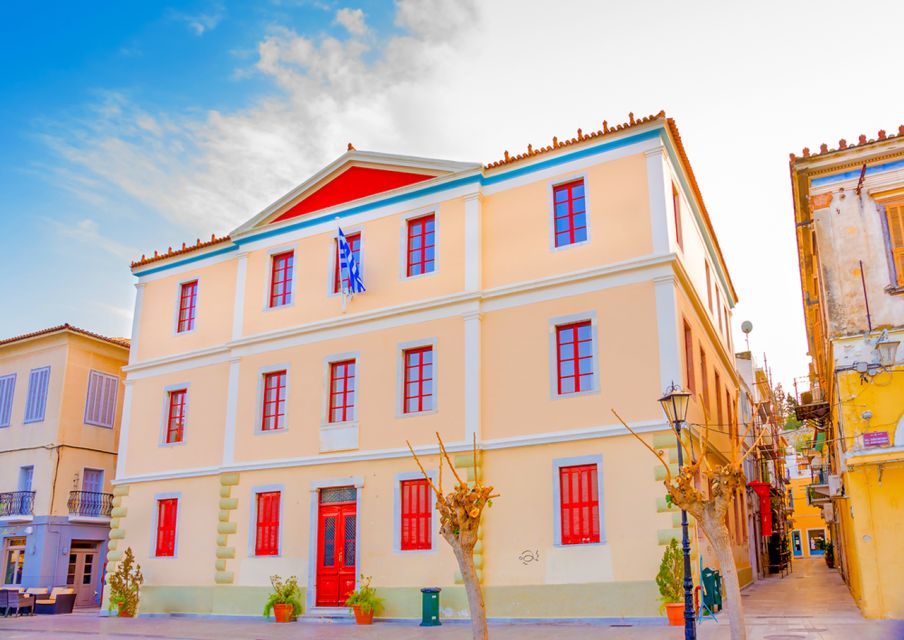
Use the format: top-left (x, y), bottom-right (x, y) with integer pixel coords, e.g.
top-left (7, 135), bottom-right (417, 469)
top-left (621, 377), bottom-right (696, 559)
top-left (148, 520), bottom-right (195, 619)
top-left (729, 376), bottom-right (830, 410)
top-left (612, 409), bottom-right (764, 640)
top-left (408, 433), bottom-right (497, 640)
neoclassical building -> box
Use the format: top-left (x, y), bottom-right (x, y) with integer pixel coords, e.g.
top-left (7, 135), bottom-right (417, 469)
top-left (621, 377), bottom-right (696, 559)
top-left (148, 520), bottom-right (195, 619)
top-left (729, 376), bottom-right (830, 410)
top-left (107, 111), bottom-right (747, 620)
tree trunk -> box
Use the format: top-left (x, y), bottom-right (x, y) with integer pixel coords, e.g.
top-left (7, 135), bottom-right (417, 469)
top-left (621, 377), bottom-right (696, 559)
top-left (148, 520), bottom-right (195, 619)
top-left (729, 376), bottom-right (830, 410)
top-left (449, 540), bottom-right (488, 640)
top-left (700, 510), bottom-right (746, 640)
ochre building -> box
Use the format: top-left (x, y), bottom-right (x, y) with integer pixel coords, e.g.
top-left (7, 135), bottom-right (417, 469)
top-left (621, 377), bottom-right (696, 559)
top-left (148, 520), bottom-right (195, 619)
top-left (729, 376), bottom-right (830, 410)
top-left (108, 112), bottom-right (748, 620)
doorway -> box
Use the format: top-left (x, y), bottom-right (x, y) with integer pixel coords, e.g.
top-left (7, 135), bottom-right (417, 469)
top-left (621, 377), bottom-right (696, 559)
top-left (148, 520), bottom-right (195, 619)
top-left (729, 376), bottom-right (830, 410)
top-left (807, 528), bottom-right (826, 556)
top-left (791, 530), bottom-right (803, 557)
top-left (66, 541), bottom-right (100, 607)
top-left (315, 487), bottom-right (357, 607)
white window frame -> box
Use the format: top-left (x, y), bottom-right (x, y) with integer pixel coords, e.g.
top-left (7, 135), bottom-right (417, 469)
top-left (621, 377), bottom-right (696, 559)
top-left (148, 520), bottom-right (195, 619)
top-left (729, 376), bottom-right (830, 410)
top-left (400, 209), bottom-right (439, 281)
top-left (552, 454), bottom-right (606, 547)
top-left (393, 471), bottom-right (438, 554)
top-left (248, 484), bottom-right (284, 557)
top-left (255, 364), bottom-right (290, 434)
top-left (397, 338), bottom-right (438, 417)
top-left (327, 227), bottom-right (366, 297)
top-left (159, 383), bottom-right (191, 446)
top-left (150, 492), bottom-right (182, 559)
top-left (549, 311), bottom-right (601, 399)
top-left (548, 174), bottom-right (592, 251)
top-left (263, 244), bottom-right (298, 311)
top-left (321, 352), bottom-right (360, 427)
top-left (173, 277), bottom-right (200, 336)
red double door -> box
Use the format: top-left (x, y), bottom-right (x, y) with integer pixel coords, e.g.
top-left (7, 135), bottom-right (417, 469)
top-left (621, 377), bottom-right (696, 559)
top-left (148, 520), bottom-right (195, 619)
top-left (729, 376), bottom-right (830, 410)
top-left (315, 490), bottom-right (357, 607)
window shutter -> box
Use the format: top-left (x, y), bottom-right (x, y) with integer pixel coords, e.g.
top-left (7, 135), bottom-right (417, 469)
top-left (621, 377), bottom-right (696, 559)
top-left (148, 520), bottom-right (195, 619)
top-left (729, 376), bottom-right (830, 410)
top-left (887, 203), bottom-right (904, 286)
top-left (84, 371), bottom-right (118, 428)
top-left (559, 464), bottom-right (600, 545)
top-left (156, 498), bottom-right (178, 557)
top-left (400, 479), bottom-right (432, 550)
top-left (255, 491), bottom-right (280, 556)
top-left (24, 367), bottom-right (50, 423)
top-left (0, 374), bottom-right (15, 427)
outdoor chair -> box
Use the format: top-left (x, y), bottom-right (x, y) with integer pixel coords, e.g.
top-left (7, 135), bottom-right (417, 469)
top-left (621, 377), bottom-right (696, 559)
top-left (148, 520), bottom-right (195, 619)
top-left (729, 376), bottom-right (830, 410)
top-left (0, 589), bottom-right (18, 617)
top-left (700, 567), bottom-right (723, 613)
top-left (17, 591), bottom-right (36, 616)
top-left (35, 588), bottom-right (76, 615)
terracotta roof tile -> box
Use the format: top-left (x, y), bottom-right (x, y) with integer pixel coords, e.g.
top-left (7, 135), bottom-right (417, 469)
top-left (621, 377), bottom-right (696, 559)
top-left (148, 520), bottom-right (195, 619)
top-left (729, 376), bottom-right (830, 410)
top-left (0, 324), bottom-right (130, 349)
top-left (131, 234), bottom-right (232, 269)
top-left (790, 124), bottom-right (904, 162)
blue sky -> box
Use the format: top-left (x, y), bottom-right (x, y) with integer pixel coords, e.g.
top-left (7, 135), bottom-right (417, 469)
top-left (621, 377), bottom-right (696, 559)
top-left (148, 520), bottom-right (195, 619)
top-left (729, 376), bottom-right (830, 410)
top-left (2, 0), bottom-right (903, 388)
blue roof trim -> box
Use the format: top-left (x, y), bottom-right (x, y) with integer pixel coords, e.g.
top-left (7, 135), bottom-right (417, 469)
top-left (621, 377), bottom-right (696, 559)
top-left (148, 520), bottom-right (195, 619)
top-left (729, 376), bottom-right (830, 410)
top-left (812, 158), bottom-right (904, 187)
top-left (135, 126), bottom-right (663, 277)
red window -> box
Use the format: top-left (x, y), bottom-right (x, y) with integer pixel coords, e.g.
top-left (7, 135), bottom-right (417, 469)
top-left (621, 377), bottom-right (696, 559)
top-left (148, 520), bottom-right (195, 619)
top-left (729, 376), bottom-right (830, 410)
top-left (700, 349), bottom-right (709, 411)
top-left (705, 262), bottom-right (713, 312)
top-left (406, 214), bottom-right (435, 277)
top-left (165, 389), bottom-right (187, 444)
top-left (269, 252), bottom-right (294, 308)
top-left (403, 346), bottom-right (434, 414)
top-left (672, 183), bottom-right (683, 251)
top-left (715, 372), bottom-right (722, 425)
top-left (255, 491), bottom-right (281, 556)
top-left (556, 321), bottom-right (593, 395)
top-left (717, 296), bottom-right (723, 333)
top-left (559, 464), bottom-right (600, 545)
top-left (329, 360), bottom-right (356, 423)
top-left (177, 281), bottom-right (198, 333)
top-left (683, 321), bottom-right (695, 393)
top-left (261, 371), bottom-right (287, 431)
top-left (553, 180), bottom-right (588, 247)
top-left (333, 233), bottom-right (361, 293)
top-left (155, 498), bottom-right (178, 557)
top-left (400, 479), bottom-right (432, 550)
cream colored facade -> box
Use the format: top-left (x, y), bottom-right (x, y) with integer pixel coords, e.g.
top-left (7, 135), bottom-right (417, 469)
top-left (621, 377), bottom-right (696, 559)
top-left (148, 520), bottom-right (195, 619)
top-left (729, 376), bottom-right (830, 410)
top-left (0, 325), bottom-right (129, 606)
top-left (110, 112), bottom-right (748, 619)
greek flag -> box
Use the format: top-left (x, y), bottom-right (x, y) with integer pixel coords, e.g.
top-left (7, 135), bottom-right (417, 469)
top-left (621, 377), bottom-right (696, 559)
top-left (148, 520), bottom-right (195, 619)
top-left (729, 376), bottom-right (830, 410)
top-left (338, 226), bottom-right (366, 296)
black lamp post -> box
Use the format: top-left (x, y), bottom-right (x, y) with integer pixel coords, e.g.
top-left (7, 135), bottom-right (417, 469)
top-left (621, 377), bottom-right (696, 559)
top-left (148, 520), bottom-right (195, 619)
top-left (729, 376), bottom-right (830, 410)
top-left (659, 382), bottom-right (695, 640)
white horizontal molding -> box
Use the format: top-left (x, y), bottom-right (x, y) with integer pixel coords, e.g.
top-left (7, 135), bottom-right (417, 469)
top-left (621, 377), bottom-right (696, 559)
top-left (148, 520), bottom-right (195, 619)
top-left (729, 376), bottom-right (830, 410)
top-left (112, 419), bottom-right (672, 485)
top-left (126, 254), bottom-right (677, 380)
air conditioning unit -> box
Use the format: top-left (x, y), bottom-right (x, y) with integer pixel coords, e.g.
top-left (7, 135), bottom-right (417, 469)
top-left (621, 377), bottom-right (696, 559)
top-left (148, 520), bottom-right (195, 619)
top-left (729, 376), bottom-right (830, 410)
top-left (828, 475), bottom-right (842, 496)
top-left (822, 503), bottom-right (835, 523)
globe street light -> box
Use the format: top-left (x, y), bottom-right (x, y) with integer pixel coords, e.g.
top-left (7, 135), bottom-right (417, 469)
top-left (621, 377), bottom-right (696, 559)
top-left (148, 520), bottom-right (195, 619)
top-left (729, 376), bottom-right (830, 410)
top-left (659, 382), bottom-right (695, 640)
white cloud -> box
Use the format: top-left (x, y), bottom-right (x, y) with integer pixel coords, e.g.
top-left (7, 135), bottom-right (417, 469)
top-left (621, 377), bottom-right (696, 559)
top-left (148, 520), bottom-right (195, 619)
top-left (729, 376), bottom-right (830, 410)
top-left (51, 218), bottom-right (139, 260)
top-left (170, 5), bottom-right (225, 36)
top-left (334, 8), bottom-right (367, 36)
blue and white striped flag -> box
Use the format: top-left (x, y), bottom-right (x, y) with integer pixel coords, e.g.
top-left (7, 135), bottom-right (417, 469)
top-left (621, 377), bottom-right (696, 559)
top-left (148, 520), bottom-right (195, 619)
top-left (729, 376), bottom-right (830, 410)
top-left (337, 226), bottom-right (366, 297)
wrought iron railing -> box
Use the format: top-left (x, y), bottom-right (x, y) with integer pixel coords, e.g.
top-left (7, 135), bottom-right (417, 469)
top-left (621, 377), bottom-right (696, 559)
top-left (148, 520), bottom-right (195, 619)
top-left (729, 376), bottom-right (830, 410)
top-left (67, 490), bottom-right (113, 518)
top-left (0, 491), bottom-right (35, 517)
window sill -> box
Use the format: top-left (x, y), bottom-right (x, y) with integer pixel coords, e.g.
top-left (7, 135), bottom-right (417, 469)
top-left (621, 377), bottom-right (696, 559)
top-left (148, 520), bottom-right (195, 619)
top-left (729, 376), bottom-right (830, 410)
top-left (885, 285), bottom-right (904, 296)
top-left (320, 422), bottom-right (358, 453)
top-left (256, 427), bottom-right (287, 436)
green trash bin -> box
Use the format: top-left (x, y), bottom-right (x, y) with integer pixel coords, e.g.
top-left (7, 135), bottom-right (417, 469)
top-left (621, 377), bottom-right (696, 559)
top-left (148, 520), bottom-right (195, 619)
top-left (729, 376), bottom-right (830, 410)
top-left (420, 587), bottom-right (441, 626)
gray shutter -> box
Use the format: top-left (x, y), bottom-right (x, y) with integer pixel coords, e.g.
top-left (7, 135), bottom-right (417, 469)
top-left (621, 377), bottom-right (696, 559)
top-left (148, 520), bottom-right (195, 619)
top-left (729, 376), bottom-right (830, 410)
top-left (25, 367), bottom-right (50, 423)
top-left (84, 371), bottom-right (118, 428)
top-left (84, 371), bottom-right (99, 425)
top-left (0, 374), bottom-right (15, 427)
top-left (102, 375), bottom-right (118, 427)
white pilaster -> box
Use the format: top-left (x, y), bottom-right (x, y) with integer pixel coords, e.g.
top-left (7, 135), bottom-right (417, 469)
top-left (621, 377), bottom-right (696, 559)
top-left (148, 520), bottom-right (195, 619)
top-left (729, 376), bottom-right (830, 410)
top-left (222, 357), bottom-right (241, 465)
top-left (645, 146), bottom-right (671, 255)
top-left (232, 252), bottom-right (249, 341)
top-left (128, 283), bottom-right (145, 365)
top-left (464, 311), bottom-right (482, 442)
top-left (653, 275), bottom-right (681, 393)
top-left (464, 193), bottom-right (483, 292)
top-left (115, 381), bottom-right (134, 480)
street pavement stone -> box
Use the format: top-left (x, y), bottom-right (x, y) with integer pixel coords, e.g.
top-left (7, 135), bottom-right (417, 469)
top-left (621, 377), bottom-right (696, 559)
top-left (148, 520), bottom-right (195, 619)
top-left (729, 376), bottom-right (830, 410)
top-left (1, 558), bottom-right (901, 639)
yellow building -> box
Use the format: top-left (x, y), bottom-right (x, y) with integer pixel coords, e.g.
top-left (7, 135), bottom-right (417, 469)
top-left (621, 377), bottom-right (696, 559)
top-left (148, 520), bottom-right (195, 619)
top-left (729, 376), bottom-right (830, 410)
top-left (786, 455), bottom-right (829, 559)
top-left (0, 324), bottom-right (129, 607)
top-left (791, 128), bottom-right (904, 618)
top-left (109, 111), bottom-right (748, 620)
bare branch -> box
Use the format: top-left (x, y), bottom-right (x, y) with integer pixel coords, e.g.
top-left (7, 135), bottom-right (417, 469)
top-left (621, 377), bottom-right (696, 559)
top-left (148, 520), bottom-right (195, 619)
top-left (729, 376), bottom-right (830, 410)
top-left (406, 440), bottom-right (443, 499)
top-left (612, 409), bottom-right (672, 481)
top-left (437, 432), bottom-right (465, 487)
top-left (737, 425), bottom-right (768, 467)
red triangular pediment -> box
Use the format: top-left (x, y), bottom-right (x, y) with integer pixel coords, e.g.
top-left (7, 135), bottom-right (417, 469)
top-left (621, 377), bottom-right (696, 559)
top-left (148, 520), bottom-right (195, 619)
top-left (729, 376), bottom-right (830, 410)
top-left (271, 165), bottom-right (436, 223)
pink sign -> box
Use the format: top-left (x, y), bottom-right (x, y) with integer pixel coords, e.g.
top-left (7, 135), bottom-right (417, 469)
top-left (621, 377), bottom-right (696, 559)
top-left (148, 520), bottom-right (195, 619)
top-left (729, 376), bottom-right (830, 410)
top-left (863, 431), bottom-right (890, 448)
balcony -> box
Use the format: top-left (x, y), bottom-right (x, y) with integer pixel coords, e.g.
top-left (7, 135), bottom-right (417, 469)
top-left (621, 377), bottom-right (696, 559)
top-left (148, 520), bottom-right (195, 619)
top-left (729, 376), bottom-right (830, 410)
top-left (807, 465), bottom-right (831, 505)
top-left (0, 491), bottom-right (35, 523)
top-left (67, 490), bottom-right (113, 522)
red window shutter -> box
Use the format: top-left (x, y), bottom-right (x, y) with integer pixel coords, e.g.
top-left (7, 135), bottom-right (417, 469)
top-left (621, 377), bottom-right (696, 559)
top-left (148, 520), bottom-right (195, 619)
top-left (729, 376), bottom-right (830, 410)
top-left (401, 479), bottom-right (431, 550)
top-left (406, 214), bottom-right (436, 277)
top-left (269, 252), bottom-right (294, 307)
top-left (328, 360), bottom-right (356, 423)
top-left (156, 498), bottom-right (178, 556)
top-left (559, 464), bottom-right (599, 545)
top-left (255, 491), bottom-right (280, 556)
top-left (553, 180), bottom-right (588, 247)
top-left (166, 390), bottom-right (187, 443)
top-left (715, 372), bottom-right (722, 425)
top-left (177, 281), bottom-right (198, 333)
top-left (261, 371), bottom-right (287, 430)
top-left (683, 321), bottom-right (695, 392)
top-left (333, 233), bottom-right (361, 293)
top-left (403, 347), bottom-right (434, 414)
top-left (556, 321), bottom-right (593, 395)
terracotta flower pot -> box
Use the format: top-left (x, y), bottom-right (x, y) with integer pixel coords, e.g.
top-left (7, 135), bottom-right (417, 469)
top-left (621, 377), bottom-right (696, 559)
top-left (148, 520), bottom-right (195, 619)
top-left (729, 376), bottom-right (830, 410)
top-left (273, 603), bottom-right (293, 623)
top-left (665, 603), bottom-right (684, 626)
top-left (352, 604), bottom-right (374, 625)
top-left (117, 603), bottom-right (133, 618)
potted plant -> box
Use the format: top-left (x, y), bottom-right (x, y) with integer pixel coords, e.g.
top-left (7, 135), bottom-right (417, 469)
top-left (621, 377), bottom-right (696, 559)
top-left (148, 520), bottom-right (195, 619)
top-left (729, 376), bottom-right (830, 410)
top-left (824, 542), bottom-right (835, 568)
top-left (345, 575), bottom-right (384, 624)
top-left (263, 575), bottom-right (302, 623)
top-left (656, 538), bottom-right (683, 626)
top-left (107, 547), bottom-right (143, 617)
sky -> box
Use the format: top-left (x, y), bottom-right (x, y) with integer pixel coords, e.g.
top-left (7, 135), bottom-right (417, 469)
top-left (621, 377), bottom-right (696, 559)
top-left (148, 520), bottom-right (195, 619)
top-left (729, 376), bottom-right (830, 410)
top-left (1, 0), bottom-right (903, 391)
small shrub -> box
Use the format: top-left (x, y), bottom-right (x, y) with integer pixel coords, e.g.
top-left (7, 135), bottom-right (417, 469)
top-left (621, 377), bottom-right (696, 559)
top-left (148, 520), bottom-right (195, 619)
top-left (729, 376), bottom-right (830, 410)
top-left (345, 575), bottom-right (384, 615)
top-left (656, 538), bottom-right (682, 611)
top-left (263, 575), bottom-right (303, 619)
top-left (108, 547), bottom-right (144, 616)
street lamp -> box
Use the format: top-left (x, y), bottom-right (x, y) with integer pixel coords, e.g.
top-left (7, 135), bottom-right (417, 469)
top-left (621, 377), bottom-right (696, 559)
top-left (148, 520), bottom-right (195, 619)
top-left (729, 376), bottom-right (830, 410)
top-left (659, 382), bottom-right (695, 640)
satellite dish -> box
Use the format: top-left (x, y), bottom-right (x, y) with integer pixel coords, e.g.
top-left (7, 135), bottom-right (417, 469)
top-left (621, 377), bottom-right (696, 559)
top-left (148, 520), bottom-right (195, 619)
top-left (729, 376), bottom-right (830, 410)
top-left (741, 320), bottom-right (753, 335)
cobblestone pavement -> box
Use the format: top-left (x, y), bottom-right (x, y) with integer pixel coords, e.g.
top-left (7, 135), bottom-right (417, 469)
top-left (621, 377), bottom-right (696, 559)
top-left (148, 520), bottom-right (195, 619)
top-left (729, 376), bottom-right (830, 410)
top-left (1, 559), bottom-right (901, 639)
